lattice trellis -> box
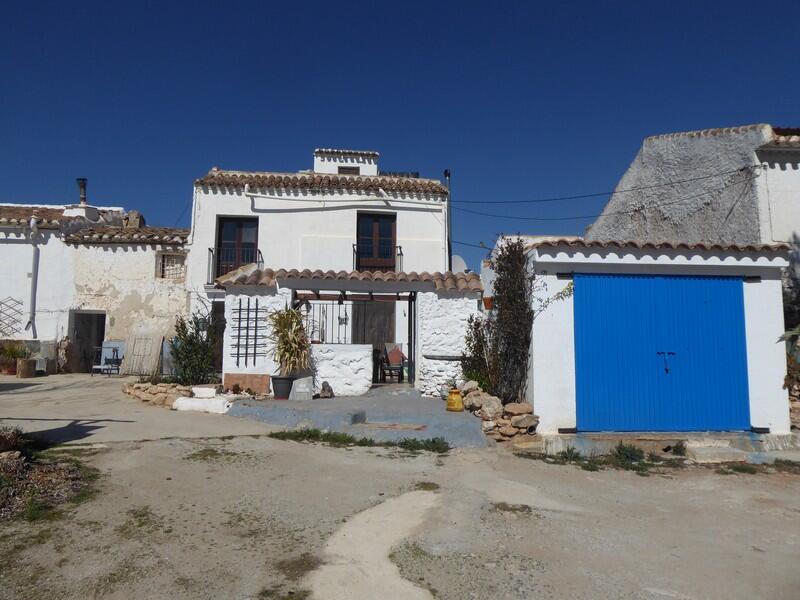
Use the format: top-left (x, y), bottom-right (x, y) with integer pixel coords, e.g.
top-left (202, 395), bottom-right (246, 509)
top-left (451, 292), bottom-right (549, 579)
top-left (230, 297), bottom-right (268, 367)
top-left (0, 297), bottom-right (24, 337)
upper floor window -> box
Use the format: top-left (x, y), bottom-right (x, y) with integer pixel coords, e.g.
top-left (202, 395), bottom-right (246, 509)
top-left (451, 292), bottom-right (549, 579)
top-left (338, 166), bottom-right (360, 176)
top-left (157, 253), bottom-right (186, 281)
top-left (356, 213), bottom-right (397, 271)
top-left (215, 217), bottom-right (258, 278)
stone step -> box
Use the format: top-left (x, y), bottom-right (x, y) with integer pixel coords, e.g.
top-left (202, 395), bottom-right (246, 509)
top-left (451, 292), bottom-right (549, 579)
top-left (686, 446), bottom-right (747, 464)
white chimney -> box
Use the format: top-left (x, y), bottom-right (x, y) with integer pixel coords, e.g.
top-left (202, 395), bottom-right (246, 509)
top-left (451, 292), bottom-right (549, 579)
top-left (313, 148), bottom-right (379, 176)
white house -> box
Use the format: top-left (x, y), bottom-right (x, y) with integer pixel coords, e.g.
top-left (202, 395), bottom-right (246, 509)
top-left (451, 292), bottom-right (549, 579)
top-left (186, 148), bottom-right (470, 392)
top-left (0, 180), bottom-right (189, 372)
top-left (525, 238), bottom-right (791, 436)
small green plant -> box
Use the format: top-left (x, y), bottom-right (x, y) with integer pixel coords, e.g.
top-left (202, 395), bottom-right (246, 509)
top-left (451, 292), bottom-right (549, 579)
top-left (0, 342), bottom-right (31, 360)
top-left (170, 310), bottom-right (218, 385)
top-left (729, 463), bottom-right (758, 474)
top-left (557, 446), bottom-right (582, 462)
top-left (613, 442), bottom-right (645, 463)
top-left (268, 429), bottom-right (450, 453)
top-left (267, 308), bottom-right (311, 376)
top-left (23, 499), bottom-right (59, 522)
top-left (0, 426), bottom-right (27, 453)
top-left (581, 460), bottom-right (600, 472)
top-left (672, 440), bottom-right (687, 456)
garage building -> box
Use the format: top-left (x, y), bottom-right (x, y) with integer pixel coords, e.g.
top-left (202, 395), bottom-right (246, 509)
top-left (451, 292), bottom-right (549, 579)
top-left (527, 239), bottom-right (791, 435)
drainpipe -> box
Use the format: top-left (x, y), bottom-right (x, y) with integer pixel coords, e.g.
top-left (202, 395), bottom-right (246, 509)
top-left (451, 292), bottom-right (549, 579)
top-left (444, 169), bottom-right (452, 271)
top-left (25, 215), bottom-right (40, 338)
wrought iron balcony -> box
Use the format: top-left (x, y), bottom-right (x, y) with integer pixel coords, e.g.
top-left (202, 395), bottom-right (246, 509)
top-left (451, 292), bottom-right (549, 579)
top-left (208, 247), bottom-right (263, 284)
top-left (353, 243), bottom-right (403, 272)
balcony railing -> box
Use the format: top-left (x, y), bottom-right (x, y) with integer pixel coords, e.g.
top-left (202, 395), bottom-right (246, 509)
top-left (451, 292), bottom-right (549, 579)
top-left (353, 243), bottom-right (403, 272)
top-left (208, 247), bottom-right (264, 284)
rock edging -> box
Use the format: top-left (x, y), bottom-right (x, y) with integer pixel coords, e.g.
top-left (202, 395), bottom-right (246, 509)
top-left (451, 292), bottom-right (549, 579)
top-left (458, 381), bottom-right (540, 443)
top-left (122, 382), bottom-right (193, 409)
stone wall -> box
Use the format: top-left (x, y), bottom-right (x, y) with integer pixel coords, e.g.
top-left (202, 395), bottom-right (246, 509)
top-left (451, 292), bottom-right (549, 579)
top-left (122, 381), bottom-right (192, 408)
top-left (312, 344), bottom-right (372, 396)
top-left (416, 291), bottom-right (481, 397)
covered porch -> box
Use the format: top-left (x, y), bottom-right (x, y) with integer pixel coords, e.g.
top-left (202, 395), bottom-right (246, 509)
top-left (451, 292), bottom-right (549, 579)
top-left (215, 266), bottom-right (483, 398)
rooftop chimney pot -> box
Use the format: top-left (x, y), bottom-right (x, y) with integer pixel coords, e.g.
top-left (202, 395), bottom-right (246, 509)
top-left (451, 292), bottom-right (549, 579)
top-left (76, 178), bottom-right (87, 206)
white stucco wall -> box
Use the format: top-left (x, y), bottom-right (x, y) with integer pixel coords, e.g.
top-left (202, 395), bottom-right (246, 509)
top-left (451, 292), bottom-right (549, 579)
top-left (222, 286), bottom-right (372, 396)
top-left (0, 229), bottom-right (75, 344)
top-left (758, 151), bottom-right (800, 246)
top-left (415, 290), bottom-right (481, 397)
top-left (311, 344), bottom-right (372, 396)
top-left (528, 245), bottom-right (791, 434)
top-left (313, 152), bottom-right (379, 176)
top-left (222, 286), bottom-right (291, 377)
top-left (186, 186), bottom-right (447, 312)
top-left (743, 274), bottom-right (792, 433)
top-left (72, 244), bottom-right (188, 340)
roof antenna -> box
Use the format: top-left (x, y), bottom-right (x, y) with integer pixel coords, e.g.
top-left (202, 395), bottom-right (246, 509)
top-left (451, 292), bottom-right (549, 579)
top-left (76, 178), bottom-right (87, 206)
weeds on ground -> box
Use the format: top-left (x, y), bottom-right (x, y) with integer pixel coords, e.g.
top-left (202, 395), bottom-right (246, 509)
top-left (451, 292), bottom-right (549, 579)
top-left (184, 447), bottom-right (238, 461)
top-left (491, 501), bottom-right (533, 515)
top-left (672, 440), bottom-right (687, 456)
top-left (268, 429), bottom-right (450, 453)
top-left (413, 481), bottom-right (441, 491)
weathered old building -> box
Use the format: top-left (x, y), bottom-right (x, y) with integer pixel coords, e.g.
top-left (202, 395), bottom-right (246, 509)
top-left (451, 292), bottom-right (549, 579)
top-left (586, 124), bottom-right (799, 267)
top-left (0, 180), bottom-right (189, 372)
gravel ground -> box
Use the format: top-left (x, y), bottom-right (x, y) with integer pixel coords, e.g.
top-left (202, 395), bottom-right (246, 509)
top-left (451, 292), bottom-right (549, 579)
top-left (1, 435), bottom-right (799, 600)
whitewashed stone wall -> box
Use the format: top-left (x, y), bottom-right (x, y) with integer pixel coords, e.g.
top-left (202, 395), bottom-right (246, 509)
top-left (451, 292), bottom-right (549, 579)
top-left (223, 286), bottom-right (292, 376)
top-left (312, 344), bottom-right (372, 396)
top-left (416, 291), bottom-right (481, 397)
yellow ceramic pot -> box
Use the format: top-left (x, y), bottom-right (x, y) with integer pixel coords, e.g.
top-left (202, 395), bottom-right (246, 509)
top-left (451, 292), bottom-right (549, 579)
top-left (446, 388), bottom-right (464, 412)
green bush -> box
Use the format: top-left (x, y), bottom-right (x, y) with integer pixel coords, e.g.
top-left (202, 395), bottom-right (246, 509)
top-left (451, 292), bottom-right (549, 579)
top-left (170, 311), bottom-right (218, 386)
top-left (0, 342), bottom-right (31, 360)
top-left (613, 442), bottom-right (645, 463)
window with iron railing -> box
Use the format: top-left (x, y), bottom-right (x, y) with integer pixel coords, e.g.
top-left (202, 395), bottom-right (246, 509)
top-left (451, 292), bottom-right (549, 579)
top-left (356, 213), bottom-right (399, 271)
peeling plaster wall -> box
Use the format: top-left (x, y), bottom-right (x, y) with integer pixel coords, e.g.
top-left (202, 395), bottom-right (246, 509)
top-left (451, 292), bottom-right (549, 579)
top-left (586, 125), bottom-right (773, 245)
top-left (72, 245), bottom-right (188, 340)
top-left (415, 291), bottom-right (481, 397)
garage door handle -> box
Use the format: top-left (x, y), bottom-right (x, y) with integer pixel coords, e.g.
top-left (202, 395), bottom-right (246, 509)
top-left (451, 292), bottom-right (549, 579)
top-left (656, 351), bottom-right (676, 374)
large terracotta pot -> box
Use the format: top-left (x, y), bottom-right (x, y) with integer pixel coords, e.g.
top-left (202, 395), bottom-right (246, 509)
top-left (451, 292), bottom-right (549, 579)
top-left (16, 358), bottom-right (36, 378)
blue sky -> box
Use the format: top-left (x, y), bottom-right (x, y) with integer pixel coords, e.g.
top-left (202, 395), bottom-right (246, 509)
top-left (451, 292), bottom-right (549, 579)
top-left (2, 1), bottom-right (799, 269)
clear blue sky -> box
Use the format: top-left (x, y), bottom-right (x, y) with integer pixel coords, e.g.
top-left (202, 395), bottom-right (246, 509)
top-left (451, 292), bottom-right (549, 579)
top-left (2, 1), bottom-right (799, 269)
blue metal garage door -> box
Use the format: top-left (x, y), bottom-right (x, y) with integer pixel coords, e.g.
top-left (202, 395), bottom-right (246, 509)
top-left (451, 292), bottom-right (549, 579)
top-left (574, 274), bottom-right (750, 432)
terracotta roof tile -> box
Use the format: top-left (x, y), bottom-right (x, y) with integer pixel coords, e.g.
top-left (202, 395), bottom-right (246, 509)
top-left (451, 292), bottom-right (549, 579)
top-left (527, 237), bottom-right (790, 253)
top-left (65, 226), bottom-right (189, 245)
top-left (195, 168), bottom-right (448, 195)
top-left (0, 205), bottom-right (66, 228)
top-left (216, 266), bottom-right (482, 292)
top-left (768, 127), bottom-right (800, 148)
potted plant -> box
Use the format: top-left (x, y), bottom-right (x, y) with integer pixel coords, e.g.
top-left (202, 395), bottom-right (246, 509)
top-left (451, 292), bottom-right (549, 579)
top-left (267, 307), bottom-right (311, 400)
top-left (0, 342), bottom-right (30, 376)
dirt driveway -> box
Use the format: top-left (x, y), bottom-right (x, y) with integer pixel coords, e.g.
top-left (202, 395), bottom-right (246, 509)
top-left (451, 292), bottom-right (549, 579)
top-left (0, 374), bottom-right (275, 443)
top-left (2, 434), bottom-right (799, 600)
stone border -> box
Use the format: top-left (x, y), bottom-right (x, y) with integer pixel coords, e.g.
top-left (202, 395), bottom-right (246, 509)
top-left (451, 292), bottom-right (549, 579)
top-left (122, 382), bottom-right (193, 409)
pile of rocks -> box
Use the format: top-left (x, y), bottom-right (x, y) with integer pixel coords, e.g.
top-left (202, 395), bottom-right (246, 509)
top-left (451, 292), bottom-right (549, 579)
top-left (122, 382), bottom-right (194, 409)
top-left (459, 381), bottom-right (540, 442)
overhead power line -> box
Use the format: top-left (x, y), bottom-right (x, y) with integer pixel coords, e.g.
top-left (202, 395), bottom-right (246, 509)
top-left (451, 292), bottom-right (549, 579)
top-left (453, 171), bottom-right (758, 222)
top-left (452, 240), bottom-right (487, 249)
top-left (451, 165), bottom-right (758, 205)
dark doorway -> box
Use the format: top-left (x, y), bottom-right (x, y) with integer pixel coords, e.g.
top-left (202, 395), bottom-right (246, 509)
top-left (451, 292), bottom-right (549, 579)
top-left (211, 301), bottom-right (226, 372)
top-left (69, 312), bottom-right (105, 373)
top-left (215, 217), bottom-right (259, 278)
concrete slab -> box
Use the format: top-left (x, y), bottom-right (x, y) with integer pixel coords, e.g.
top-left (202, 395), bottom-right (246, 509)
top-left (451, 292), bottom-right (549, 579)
top-left (227, 385), bottom-right (488, 447)
top-left (687, 445), bottom-right (747, 464)
top-left (0, 374), bottom-right (276, 445)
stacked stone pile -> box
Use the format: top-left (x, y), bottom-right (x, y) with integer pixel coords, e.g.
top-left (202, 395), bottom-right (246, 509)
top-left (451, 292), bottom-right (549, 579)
top-left (459, 380), bottom-right (540, 441)
top-left (122, 382), bottom-right (193, 409)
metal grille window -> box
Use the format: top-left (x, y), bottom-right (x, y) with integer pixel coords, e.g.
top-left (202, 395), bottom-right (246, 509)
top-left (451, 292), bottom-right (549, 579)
top-left (157, 253), bottom-right (186, 280)
top-left (230, 297), bottom-right (268, 367)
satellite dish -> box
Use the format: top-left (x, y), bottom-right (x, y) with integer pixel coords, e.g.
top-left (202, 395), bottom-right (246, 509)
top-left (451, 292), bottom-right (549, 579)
top-left (451, 255), bottom-right (468, 272)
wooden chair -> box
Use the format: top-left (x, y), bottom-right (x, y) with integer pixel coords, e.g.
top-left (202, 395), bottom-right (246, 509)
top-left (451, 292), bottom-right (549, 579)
top-left (380, 343), bottom-right (405, 383)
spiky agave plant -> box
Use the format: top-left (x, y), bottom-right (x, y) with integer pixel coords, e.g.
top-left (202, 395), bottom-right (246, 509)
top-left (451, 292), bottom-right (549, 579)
top-left (267, 308), bottom-right (311, 376)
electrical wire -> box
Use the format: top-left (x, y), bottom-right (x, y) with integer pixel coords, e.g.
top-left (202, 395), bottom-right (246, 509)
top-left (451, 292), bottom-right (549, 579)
top-left (451, 165), bottom-right (758, 205)
top-left (453, 172), bottom-right (758, 222)
top-left (453, 240), bottom-right (487, 249)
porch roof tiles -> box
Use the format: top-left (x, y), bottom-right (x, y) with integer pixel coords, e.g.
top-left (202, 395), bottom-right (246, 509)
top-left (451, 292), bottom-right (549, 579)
top-left (526, 237), bottom-right (791, 254)
top-left (216, 266), bottom-right (483, 292)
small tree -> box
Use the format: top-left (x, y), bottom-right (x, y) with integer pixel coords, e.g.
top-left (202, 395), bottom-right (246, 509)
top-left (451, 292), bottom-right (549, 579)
top-left (462, 237), bottom-right (572, 404)
top-left (170, 311), bottom-right (218, 385)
